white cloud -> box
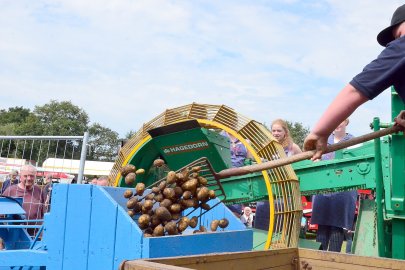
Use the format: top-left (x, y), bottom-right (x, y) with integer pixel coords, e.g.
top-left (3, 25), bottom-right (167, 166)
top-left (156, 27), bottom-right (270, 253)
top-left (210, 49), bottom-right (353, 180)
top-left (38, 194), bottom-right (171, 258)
top-left (0, 0), bottom-right (402, 138)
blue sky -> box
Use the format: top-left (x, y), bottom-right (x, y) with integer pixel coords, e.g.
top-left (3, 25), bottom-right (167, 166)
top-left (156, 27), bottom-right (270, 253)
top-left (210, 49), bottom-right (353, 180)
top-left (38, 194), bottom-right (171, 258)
top-left (0, 1), bottom-right (403, 138)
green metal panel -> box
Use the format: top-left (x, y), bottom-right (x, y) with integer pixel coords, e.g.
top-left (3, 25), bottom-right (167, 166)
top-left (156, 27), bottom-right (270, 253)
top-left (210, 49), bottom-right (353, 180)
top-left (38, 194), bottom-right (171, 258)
top-left (352, 198), bottom-right (378, 257)
top-left (151, 127), bottom-right (232, 172)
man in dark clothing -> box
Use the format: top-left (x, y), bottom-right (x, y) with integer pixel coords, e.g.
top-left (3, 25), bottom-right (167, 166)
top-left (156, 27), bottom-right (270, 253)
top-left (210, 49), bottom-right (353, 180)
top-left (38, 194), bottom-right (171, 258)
top-left (1, 170), bottom-right (19, 194)
top-left (305, 4), bottom-right (405, 158)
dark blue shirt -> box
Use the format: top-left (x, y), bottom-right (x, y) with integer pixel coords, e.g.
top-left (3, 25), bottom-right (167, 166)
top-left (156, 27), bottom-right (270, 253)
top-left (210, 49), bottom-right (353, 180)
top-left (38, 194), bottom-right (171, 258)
top-left (350, 35), bottom-right (405, 103)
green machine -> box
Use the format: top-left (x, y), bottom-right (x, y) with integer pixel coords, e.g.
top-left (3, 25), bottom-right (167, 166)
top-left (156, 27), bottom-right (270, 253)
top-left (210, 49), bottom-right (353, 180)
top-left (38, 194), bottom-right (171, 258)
top-left (111, 95), bottom-right (404, 259)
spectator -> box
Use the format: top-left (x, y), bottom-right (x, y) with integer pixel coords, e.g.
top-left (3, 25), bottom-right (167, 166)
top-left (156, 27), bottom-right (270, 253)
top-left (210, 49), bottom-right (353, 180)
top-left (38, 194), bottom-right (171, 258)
top-left (240, 206), bottom-right (254, 228)
top-left (0, 237), bottom-right (5, 250)
top-left (255, 119), bottom-right (303, 231)
top-left (43, 174), bottom-right (53, 212)
top-left (1, 170), bottom-right (19, 194)
top-left (220, 131), bottom-right (253, 167)
top-left (271, 119), bottom-right (302, 156)
top-left (220, 131), bottom-right (253, 217)
top-left (96, 176), bottom-right (110, 186)
top-left (3, 165), bottom-right (46, 222)
top-left (310, 119), bottom-right (357, 252)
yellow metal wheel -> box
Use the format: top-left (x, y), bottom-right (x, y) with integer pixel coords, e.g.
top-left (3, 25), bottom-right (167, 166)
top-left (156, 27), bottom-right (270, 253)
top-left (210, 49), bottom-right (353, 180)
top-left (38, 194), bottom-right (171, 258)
top-left (110, 103), bottom-right (302, 250)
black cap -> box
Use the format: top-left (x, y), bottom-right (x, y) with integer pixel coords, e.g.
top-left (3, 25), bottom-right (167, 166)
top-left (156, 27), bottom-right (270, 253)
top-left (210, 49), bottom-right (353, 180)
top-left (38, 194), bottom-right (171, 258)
top-left (377, 4), bottom-right (405, 47)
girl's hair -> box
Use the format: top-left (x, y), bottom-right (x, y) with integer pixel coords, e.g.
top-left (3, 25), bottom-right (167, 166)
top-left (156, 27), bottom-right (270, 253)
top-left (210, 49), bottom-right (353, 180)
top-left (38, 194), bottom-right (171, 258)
top-left (271, 119), bottom-right (294, 148)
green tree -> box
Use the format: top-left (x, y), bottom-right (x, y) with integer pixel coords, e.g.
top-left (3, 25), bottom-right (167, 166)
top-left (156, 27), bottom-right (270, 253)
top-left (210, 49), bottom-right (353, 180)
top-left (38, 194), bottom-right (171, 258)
top-left (33, 100), bottom-right (89, 135)
top-left (285, 121), bottom-right (310, 148)
top-left (88, 123), bottom-right (119, 161)
top-left (0, 106), bottom-right (32, 135)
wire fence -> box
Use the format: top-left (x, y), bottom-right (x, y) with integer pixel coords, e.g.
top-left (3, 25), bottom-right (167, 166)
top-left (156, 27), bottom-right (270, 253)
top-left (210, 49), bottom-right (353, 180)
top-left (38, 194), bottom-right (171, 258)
top-left (0, 133), bottom-right (88, 237)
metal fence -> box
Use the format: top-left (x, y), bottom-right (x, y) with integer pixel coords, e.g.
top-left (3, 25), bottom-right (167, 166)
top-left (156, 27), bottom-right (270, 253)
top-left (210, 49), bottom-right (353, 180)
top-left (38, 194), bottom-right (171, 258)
top-left (0, 133), bottom-right (89, 184)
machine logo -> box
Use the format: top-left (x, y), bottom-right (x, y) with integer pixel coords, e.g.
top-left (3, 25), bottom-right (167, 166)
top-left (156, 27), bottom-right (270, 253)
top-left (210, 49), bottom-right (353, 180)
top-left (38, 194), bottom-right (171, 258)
top-left (162, 140), bottom-right (209, 155)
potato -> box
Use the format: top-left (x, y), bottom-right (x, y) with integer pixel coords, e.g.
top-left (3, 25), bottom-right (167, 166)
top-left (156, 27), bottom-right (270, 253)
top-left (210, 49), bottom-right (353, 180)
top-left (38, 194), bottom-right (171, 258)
top-left (155, 206), bottom-right (172, 222)
top-left (197, 187), bottom-right (210, 202)
top-left (144, 227), bottom-right (153, 235)
top-left (169, 203), bottom-right (182, 214)
top-left (182, 190), bottom-right (192, 200)
top-left (153, 224), bottom-right (165, 237)
top-left (127, 209), bottom-right (135, 217)
top-left (199, 225), bottom-right (207, 232)
top-left (218, 218), bottom-right (229, 229)
top-left (198, 176), bottom-right (208, 186)
top-left (160, 199), bottom-right (172, 208)
top-left (189, 216), bottom-right (198, 228)
top-left (163, 187), bottom-right (176, 200)
top-left (145, 193), bottom-right (155, 201)
top-left (174, 186), bottom-right (183, 198)
top-left (121, 164), bottom-right (136, 176)
top-left (181, 168), bottom-right (190, 179)
top-left (150, 215), bottom-right (161, 228)
top-left (164, 221), bottom-right (178, 235)
top-left (135, 183), bottom-right (146, 196)
top-left (181, 178), bottom-right (198, 193)
top-left (158, 181), bottom-right (167, 191)
top-left (175, 173), bottom-right (185, 183)
top-left (136, 168), bottom-right (145, 175)
top-left (192, 198), bottom-right (199, 208)
top-left (191, 166), bottom-right (202, 172)
top-left (127, 197), bottom-right (138, 209)
top-left (200, 203), bottom-right (211, 211)
top-left (133, 202), bottom-right (142, 213)
top-left (190, 172), bottom-right (199, 178)
top-left (151, 186), bottom-right (160, 194)
top-left (166, 171), bottom-right (177, 184)
top-left (171, 213), bottom-right (181, 220)
top-left (144, 233), bottom-right (152, 237)
top-left (138, 214), bottom-right (150, 229)
top-left (210, 220), bottom-right (219, 231)
top-left (178, 218), bottom-right (189, 232)
top-left (153, 158), bottom-right (165, 167)
top-left (154, 193), bottom-right (164, 202)
top-left (123, 189), bottom-right (133, 199)
top-left (180, 199), bottom-right (195, 209)
top-left (143, 199), bottom-right (154, 210)
top-left (208, 190), bottom-right (216, 199)
top-left (125, 172), bottom-right (136, 185)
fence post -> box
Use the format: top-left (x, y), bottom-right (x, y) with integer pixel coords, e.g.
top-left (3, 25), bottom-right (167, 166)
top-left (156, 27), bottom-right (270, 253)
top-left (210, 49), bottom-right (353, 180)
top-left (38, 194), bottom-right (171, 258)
top-left (78, 132), bottom-right (89, 184)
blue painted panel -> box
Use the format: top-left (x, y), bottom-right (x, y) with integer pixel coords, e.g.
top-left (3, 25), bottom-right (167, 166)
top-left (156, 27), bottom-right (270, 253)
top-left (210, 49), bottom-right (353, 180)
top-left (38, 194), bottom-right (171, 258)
top-left (183, 198), bottom-right (246, 231)
top-left (62, 184), bottom-right (92, 270)
top-left (0, 197), bottom-right (25, 215)
top-left (45, 183), bottom-right (69, 270)
top-left (113, 201), bottom-right (143, 269)
top-left (0, 250), bottom-right (46, 266)
top-left (104, 186), bottom-right (133, 210)
top-left (145, 230), bottom-right (253, 258)
top-left (87, 186), bottom-right (118, 270)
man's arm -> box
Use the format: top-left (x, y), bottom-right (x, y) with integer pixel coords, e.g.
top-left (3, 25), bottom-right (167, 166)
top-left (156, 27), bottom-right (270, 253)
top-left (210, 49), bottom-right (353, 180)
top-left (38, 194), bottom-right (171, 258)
top-left (304, 84), bottom-right (368, 160)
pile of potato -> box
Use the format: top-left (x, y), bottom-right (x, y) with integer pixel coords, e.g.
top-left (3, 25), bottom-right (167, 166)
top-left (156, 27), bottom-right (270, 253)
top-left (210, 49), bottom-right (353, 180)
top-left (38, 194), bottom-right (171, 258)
top-left (121, 159), bottom-right (229, 237)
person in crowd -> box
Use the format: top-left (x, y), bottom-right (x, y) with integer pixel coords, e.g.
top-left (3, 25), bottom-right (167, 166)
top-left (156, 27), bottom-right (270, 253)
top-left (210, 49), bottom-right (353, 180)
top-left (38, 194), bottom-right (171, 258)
top-left (271, 119), bottom-right (302, 156)
top-left (304, 4), bottom-right (405, 160)
top-left (0, 237), bottom-right (5, 250)
top-left (3, 165), bottom-right (46, 221)
top-left (220, 131), bottom-right (253, 167)
top-left (221, 131), bottom-right (253, 217)
top-left (310, 119), bottom-right (357, 252)
top-left (240, 206), bottom-right (254, 228)
top-left (255, 119), bottom-right (302, 230)
top-left (96, 176), bottom-right (110, 186)
top-left (43, 174), bottom-right (53, 212)
top-left (1, 170), bottom-right (19, 194)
